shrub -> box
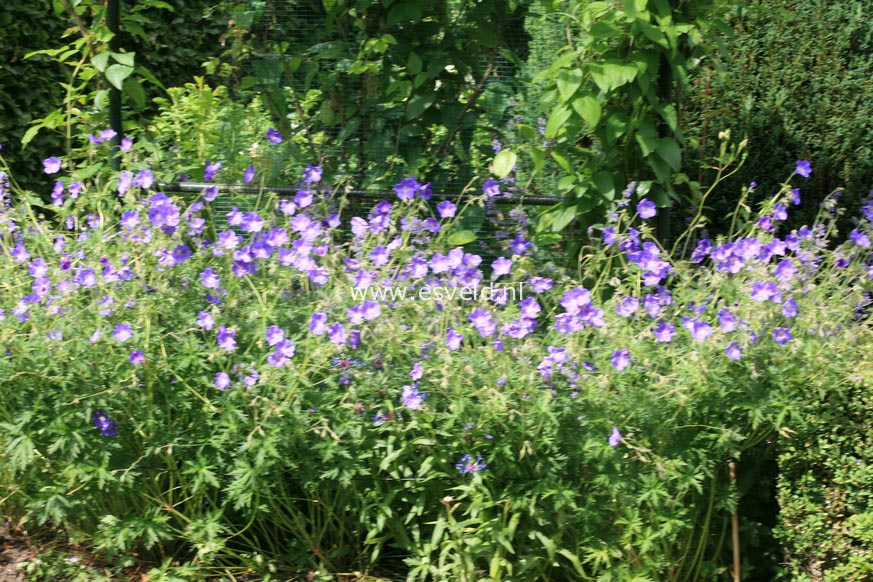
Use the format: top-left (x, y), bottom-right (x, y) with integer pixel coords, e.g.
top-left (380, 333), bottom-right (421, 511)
top-left (0, 133), bottom-right (872, 580)
top-left (684, 0), bottom-right (873, 228)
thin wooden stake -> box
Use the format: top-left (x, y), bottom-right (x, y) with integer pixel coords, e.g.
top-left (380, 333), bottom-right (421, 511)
top-left (729, 459), bottom-right (741, 581)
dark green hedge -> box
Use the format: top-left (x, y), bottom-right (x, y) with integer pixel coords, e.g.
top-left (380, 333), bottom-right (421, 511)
top-left (0, 0), bottom-right (226, 189)
top-left (0, 1), bottom-right (68, 190)
top-left (683, 0), bottom-right (873, 227)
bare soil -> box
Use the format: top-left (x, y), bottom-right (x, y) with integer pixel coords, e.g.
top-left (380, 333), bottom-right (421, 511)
top-left (0, 524), bottom-right (27, 582)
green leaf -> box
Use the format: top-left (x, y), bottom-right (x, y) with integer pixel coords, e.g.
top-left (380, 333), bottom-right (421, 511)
top-left (406, 51), bottom-right (422, 75)
top-left (621, 0), bottom-right (647, 17)
top-left (589, 62), bottom-right (638, 93)
top-left (634, 119), bottom-right (659, 157)
top-left (492, 150), bottom-right (517, 179)
top-left (571, 94), bottom-right (601, 128)
top-left (551, 152), bottom-right (573, 174)
top-left (21, 125), bottom-right (41, 148)
top-left (636, 19), bottom-right (668, 48)
top-left (105, 64), bottom-right (134, 91)
top-left (648, 154), bottom-right (671, 184)
top-left (447, 230), bottom-right (477, 246)
top-left (593, 171), bottom-right (616, 200)
top-left (517, 124), bottom-right (538, 140)
top-left (551, 205), bottom-right (577, 232)
top-left (90, 52), bottom-right (110, 73)
top-left (545, 105), bottom-right (572, 139)
top-left (589, 21), bottom-right (619, 38)
top-left (405, 93), bottom-right (434, 120)
top-left (655, 138), bottom-right (682, 171)
top-left (556, 69), bottom-right (583, 101)
top-left (528, 148), bottom-right (545, 176)
top-left (601, 112), bottom-right (629, 146)
top-left (111, 51), bottom-right (136, 67)
top-left (123, 78), bottom-right (146, 109)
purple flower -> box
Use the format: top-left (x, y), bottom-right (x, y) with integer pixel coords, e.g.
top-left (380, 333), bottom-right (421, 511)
top-left (310, 313), bottom-right (328, 335)
top-left (718, 308), bottom-right (738, 332)
top-left (394, 177), bottom-right (420, 201)
top-left (611, 349), bottom-right (630, 371)
top-left (69, 181), bottom-right (82, 198)
top-left (608, 427), bottom-right (621, 448)
top-left (243, 165), bottom-right (255, 183)
top-left (491, 257), bottom-right (512, 277)
top-left (303, 164), bottom-right (322, 183)
top-left (482, 179), bottom-right (500, 197)
top-left (43, 157), bottom-right (62, 174)
top-left (370, 245), bottom-right (389, 267)
top-left (653, 320), bottom-right (674, 342)
top-left (850, 229), bottom-right (871, 248)
top-left (197, 311), bottom-right (215, 330)
top-left (520, 297), bottom-right (541, 319)
top-left (265, 325), bottom-right (285, 346)
top-left (725, 341), bottom-right (742, 361)
top-left (636, 198), bottom-right (656, 219)
top-left (204, 161), bottom-right (222, 182)
top-left (120, 136), bottom-right (133, 152)
top-left (456, 454), bottom-right (487, 474)
top-left (327, 323), bottom-right (347, 345)
top-left (266, 128), bottom-right (283, 143)
top-left (561, 287), bottom-right (591, 314)
top-left (782, 297), bottom-right (798, 318)
top-left (294, 189), bottom-right (313, 208)
top-left (750, 282), bottom-right (780, 303)
top-left (790, 188), bottom-right (801, 205)
top-left (795, 160), bottom-right (812, 178)
top-left (528, 277), bottom-right (553, 293)
top-left (773, 327), bottom-right (792, 346)
top-left (469, 308), bottom-right (496, 337)
top-left (642, 294), bottom-right (661, 318)
top-left (203, 186), bottom-right (219, 202)
top-left (215, 372), bottom-right (231, 390)
top-left (410, 362), bottom-right (423, 381)
top-left (200, 268), bottom-right (221, 289)
top-left (616, 296), bottom-right (639, 318)
top-left (240, 212), bottom-right (264, 233)
top-left (91, 410), bottom-right (117, 437)
top-left (134, 169), bottom-right (154, 189)
top-left (217, 325), bottom-right (237, 351)
top-left (401, 385), bottom-right (426, 409)
top-left (129, 350), bottom-right (145, 364)
top-left (275, 339), bottom-right (296, 358)
top-left (112, 323), bottom-right (133, 343)
top-left (446, 328), bottom-right (463, 351)
top-left (688, 319), bottom-right (713, 341)
top-left (117, 171), bottom-right (133, 195)
top-left (437, 201), bottom-right (457, 218)
top-left (51, 181), bottom-right (64, 206)
top-left (362, 300), bottom-right (381, 321)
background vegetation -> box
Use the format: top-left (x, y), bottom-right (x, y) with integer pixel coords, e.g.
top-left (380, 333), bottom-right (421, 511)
top-left (2, 0), bottom-right (873, 580)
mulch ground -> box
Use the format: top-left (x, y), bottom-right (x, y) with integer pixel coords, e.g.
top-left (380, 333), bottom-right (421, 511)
top-left (0, 524), bottom-right (27, 582)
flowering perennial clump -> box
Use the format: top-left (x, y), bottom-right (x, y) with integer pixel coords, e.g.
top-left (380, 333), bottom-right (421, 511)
top-left (2, 138), bottom-right (872, 581)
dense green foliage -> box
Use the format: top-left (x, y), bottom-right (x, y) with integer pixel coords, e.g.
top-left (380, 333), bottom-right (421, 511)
top-left (683, 0), bottom-right (873, 230)
top-left (202, 0), bottom-right (529, 191)
top-left (776, 374), bottom-right (873, 580)
top-left (0, 0), bottom-right (225, 188)
top-left (516, 0), bottom-right (720, 244)
top-left (0, 2), bottom-right (68, 189)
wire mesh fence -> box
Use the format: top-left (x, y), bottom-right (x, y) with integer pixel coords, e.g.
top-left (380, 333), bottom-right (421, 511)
top-left (176, 0), bottom-right (568, 257)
